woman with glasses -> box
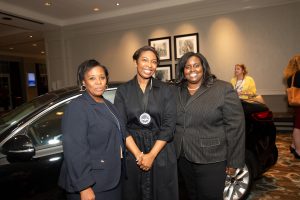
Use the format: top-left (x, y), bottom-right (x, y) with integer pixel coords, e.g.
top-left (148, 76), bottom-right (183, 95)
top-left (174, 52), bottom-right (245, 200)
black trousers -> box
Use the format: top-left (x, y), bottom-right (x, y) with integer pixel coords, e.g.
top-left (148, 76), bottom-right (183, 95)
top-left (178, 157), bottom-right (226, 200)
top-left (66, 172), bottom-right (122, 200)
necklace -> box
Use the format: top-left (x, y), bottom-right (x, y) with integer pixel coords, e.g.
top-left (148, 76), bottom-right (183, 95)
top-left (187, 86), bottom-right (200, 91)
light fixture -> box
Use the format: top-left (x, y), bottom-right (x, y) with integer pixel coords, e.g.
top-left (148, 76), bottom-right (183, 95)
top-left (45, 2), bottom-right (52, 6)
top-left (56, 111), bottom-right (64, 116)
top-left (32, 43), bottom-right (37, 47)
top-left (29, 35), bottom-right (33, 38)
top-left (9, 47), bottom-right (14, 50)
top-left (116, 3), bottom-right (120, 6)
top-left (93, 7), bottom-right (99, 11)
top-left (41, 51), bottom-right (45, 54)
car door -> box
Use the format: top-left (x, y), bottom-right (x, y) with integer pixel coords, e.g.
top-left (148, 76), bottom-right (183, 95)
top-left (0, 97), bottom-right (77, 200)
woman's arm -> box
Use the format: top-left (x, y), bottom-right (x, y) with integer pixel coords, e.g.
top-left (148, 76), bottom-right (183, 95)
top-left (242, 76), bottom-right (256, 96)
top-left (62, 100), bottom-right (95, 192)
top-left (223, 84), bottom-right (246, 169)
top-left (126, 136), bottom-right (143, 164)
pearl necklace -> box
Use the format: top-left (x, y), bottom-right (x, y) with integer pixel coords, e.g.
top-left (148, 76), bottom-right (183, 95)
top-left (187, 86), bottom-right (200, 91)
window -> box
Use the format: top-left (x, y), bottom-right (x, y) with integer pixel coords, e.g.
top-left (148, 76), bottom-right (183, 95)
top-left (27, 103), bottom-right (68, 148)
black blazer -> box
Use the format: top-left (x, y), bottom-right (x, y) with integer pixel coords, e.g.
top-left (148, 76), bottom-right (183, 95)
top-left (58, 92), bottom-right (125, 193)
top-left (175, 80), bottom-right (245, 168)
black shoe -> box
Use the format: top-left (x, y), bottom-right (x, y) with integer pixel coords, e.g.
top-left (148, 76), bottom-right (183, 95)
top-left (290, 146), bottom-right (296, 153)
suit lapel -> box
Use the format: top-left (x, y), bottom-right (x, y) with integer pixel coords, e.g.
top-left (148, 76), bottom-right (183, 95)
top-left (185, 85), bottom-right (209, 108)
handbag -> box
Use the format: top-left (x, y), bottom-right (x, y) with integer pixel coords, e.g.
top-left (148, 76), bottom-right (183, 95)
top-left (286, 73), bottom-right (300, 106)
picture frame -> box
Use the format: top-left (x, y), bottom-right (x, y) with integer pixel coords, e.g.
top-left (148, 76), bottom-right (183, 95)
top-left (174, 33), bottom-right (199, 59)
top-left (148, 36), bottom-right (172, 61)
top-left (153, 64), bottom-right (172, 82)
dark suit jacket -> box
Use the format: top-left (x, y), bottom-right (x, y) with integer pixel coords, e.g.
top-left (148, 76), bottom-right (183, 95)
top-left (175, 80), bottom-right (245, 168)
top-left (58, 92), bottom-right (125, 193)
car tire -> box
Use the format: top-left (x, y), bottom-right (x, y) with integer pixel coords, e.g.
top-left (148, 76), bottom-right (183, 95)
top-left (223, 152), bottom-right (255, 200)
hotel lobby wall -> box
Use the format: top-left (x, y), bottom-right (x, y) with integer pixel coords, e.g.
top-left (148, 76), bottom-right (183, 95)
top-left (0, 55), bottom-right (45, 103)
top-left (45, 2), bottom-right (300, 112)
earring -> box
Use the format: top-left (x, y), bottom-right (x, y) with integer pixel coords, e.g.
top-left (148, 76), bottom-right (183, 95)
top-left (80, 85), bottom-right (86, 91)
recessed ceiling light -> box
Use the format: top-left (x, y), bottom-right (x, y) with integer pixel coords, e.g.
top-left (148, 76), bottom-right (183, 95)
top-left (29, 35), bottom-right (33, 38)
top-left (93, 7), bottom-right (100, 11)
top-left (9, 47), bottom-right (14, 50)
top-left (32, 43), bottom-right (37, 47)
top-left (41, 51), bottom-right (45, 54)
top-left (116, 3), bottom-right (120, 6)
top-left (45, 2), bottom-right (51, 6)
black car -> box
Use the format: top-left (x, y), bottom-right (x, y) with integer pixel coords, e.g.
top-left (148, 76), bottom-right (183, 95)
top-left (0, 85), bottom-right (277, 200)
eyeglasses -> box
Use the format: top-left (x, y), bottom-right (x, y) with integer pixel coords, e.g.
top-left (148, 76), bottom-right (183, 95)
top-left (184, 63), bottom-right (202, 70)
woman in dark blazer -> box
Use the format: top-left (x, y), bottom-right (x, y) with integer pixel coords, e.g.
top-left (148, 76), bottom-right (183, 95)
top-left (175, 52), bottom-right (245, 200)
top-left (58, 59), bottom-right (125, 200)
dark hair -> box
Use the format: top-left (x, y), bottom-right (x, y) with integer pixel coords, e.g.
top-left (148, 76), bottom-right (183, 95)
top-left (177, 52), bottom-right (216, 87)
top-left (132, 45), bottom-right (160, 65)
top-left (77, 59), bottom-right (109, 86)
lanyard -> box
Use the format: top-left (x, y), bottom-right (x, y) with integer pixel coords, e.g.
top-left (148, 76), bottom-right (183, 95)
top-left (141, 79), bottom-right (152, 113)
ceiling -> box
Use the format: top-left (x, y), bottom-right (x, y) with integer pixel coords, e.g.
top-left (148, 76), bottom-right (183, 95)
top-left (0, 0), bottom-right (299, 58)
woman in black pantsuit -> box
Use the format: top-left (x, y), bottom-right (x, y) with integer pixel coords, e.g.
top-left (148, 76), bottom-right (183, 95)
top-left (175, 52), bottom-right (245, 200)
top-left (114, 46), bottom-right (179, 200)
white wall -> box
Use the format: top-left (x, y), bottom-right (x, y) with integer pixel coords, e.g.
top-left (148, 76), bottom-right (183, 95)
top-left (45, 2), bottom-right (300, 98)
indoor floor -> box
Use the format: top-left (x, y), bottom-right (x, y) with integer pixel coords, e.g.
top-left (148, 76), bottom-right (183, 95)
top-left (247, 133), bottom-right (300, 200)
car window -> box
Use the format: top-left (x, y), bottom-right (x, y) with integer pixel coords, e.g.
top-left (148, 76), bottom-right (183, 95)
top-left (27, 102), bottom-right (68, 148)
top-left (103, 88), bottom-right (117, 103)
top-left (0, 93), bottom-right (57, 134)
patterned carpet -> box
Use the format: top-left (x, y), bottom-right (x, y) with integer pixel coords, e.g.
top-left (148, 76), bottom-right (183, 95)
top-left (247, 133), bottom-right (300, 200)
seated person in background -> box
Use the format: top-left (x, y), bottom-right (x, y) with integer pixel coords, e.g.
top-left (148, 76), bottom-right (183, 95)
top-left (231, 64), bottom-right (257, 99)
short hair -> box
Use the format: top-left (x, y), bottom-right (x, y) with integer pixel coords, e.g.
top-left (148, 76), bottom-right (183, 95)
top-left (235, 64), bottom-right (248, 76)
top-left (132, 45), bottom-right (160, 65)
top-left (77, 59), bottom-right (109, 86)
top-left (177, 52), bottom-right (216, 87)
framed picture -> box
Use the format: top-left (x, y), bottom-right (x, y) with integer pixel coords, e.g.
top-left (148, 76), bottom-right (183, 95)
top-left (153, 64), bottom-right (172, 82)
top-left (148, 36), bottom-right (172, 61)
top-left (174, 33), bottom-right (199, 59)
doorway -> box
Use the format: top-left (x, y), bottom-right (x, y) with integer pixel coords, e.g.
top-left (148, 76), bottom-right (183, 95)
top-left (0, 74), bottom-right (12, 111)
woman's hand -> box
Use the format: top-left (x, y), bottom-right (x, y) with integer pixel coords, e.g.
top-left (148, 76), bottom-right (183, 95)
top-left (80, 187), bottom-right (95, 200)
top-left (140, 152), bottom-right (155, 171)
top-left (135, 151), bottom-right (144, 166)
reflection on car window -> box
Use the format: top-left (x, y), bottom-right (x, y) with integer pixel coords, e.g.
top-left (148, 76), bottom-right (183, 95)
top-left (0, 94), bottom-right (57, 134)
top-left (27, 102), bottom-right (68, 148)
top-left (103, 89), bottom-right (116, 103)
